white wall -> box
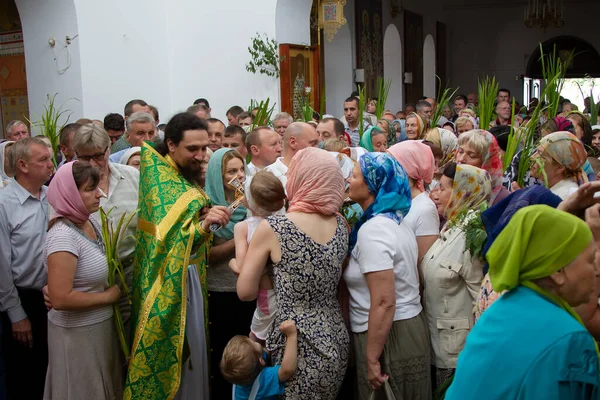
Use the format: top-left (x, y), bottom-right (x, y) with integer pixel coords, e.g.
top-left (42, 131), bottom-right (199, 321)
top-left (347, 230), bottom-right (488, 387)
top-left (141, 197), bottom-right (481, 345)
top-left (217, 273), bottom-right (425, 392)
top-left (73, 0), bottom-right (171, 120)
top-left (446, 1), bottom-right (600, 103)
top-left (275, 0), bottom-right (312, 45)
top-left (324, 24), bottom-right (354, 118)
top-left (383, 24), bottom-right (403, 112)
top-left (166, 0), bottom-right (280, 122)
top-left (15, 0), bottom-right (84, 124)
top-left (17, 0), bottom-right (286, 125)
top-left (423, 34), bottom-right (436, 97)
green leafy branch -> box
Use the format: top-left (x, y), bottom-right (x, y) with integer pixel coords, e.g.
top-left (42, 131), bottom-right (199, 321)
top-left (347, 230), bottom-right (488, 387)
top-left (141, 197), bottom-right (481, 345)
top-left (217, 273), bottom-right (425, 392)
top-left (249, 98), bottom-right (275, 130)
top-left (431, 76), bottom-right (459, 128)
top-left (99, 207), bottom-right (137, 360)
top-left (540, 44), bottom-right (573, 118)
top-left (375, 77), bottom-right (392, 120)
top-left (246, 33), bottom-right (280, 78)
top-left (358, 85), bottom-right (367, 139)
top-left (25, 93), bottom-right (77, 167)
top-left (477, 76), bottom-right (498, 130)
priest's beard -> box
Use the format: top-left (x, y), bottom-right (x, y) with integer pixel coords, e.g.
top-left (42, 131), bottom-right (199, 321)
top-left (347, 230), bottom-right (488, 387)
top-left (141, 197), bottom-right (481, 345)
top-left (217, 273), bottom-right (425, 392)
top-left (179, 162), bottom-right (203, 187)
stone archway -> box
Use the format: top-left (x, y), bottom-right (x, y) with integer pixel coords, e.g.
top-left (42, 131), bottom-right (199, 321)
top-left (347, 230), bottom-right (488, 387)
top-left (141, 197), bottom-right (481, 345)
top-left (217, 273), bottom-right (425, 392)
top-left (383, 24), bottom-right (403, 113)
top-left (423, 34), bottom-right (436, 98)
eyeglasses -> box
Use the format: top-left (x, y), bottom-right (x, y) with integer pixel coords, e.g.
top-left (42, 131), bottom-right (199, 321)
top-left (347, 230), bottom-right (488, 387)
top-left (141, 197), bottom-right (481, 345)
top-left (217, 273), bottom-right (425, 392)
top-left (77, 146), bottom-right (108, 162)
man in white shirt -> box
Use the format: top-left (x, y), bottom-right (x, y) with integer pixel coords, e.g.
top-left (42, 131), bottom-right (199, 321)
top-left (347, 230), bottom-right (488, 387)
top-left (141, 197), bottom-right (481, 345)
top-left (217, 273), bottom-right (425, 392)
top-left (266, 122), bottom-right (320, 190)
top-left (246, 127), bottom-right (282, 176)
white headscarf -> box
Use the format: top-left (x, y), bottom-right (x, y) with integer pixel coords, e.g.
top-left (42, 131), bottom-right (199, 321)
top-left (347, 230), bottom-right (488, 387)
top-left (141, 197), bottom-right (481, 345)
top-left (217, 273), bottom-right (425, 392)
top-left (0, 140), bottom-right (15, 182)
top-left (118, 146), bottom-right (141, 165)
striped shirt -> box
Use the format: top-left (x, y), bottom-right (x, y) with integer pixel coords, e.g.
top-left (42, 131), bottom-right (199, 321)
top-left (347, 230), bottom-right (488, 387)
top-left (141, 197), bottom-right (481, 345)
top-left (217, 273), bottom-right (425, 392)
top-left (44, 218), bottom-right (113, 328)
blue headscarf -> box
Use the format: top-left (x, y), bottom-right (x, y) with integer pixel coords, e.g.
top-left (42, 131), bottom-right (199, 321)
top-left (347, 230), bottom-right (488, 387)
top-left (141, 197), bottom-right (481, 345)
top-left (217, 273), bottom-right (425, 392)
top-left (481, 185), bottom-right (561, 274)
top-left (348, 152), bottom-right (412, 254)
top-left (392, 119), bottom-right (408, 143)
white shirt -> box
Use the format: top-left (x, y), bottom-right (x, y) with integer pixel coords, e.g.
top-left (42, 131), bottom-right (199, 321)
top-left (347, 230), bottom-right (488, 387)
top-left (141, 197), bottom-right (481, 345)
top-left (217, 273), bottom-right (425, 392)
top-left (265, 158), bottom-right (289, 192)
top-left (247, 162), bottom-right (262, 177)
top-left (404, 192), bottom-right (440, 237)
top-left (550, 179), bottom-right (579, 200)
top-left (92, 163), bottom-right (139, 265)
top-left (344, 216), bottom-right (421, 333)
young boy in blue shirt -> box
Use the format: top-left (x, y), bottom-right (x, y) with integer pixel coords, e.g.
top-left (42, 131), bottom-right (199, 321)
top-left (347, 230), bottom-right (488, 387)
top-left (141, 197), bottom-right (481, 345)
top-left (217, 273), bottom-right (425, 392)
top-left (220, 320), bottom-right (298, 400)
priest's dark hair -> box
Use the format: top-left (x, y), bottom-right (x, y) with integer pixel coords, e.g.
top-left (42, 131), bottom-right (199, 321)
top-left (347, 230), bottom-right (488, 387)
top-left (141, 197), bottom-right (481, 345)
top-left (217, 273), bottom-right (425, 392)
top-left (156, 112), bottom-right (207, 157)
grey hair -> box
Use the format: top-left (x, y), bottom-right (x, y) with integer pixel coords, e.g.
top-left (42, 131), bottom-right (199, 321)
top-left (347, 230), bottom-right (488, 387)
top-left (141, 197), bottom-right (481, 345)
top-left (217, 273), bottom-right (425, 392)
top-left (5, 120), bottom-right (27, 135)
top-left (7, 137), bottom-right (48, 175)
top-left (126, 112), bottom-right (155, 132)
top-left (273, 112), bottom-right (293, 124)
top-left (72, 123), bottom-right (111, 154)
top-left (416, 100), bottom-right (432, 111)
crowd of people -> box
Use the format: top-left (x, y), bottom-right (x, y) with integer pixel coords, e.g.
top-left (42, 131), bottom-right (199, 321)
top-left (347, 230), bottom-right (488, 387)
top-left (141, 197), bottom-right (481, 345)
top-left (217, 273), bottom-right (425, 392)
top-left (0, 89), bottom-right (600, 400)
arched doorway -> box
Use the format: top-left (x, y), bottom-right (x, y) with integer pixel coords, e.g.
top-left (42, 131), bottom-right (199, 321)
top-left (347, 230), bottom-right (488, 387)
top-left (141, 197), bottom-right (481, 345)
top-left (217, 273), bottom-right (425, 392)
top-left (0, 0), bottom-right (28, 139)
top-left (383, 24), bottom-right (403, 113)
top-left (526, 35), bottom-right (600, 78)
top-left (423, 34), bottom-right (436, 98)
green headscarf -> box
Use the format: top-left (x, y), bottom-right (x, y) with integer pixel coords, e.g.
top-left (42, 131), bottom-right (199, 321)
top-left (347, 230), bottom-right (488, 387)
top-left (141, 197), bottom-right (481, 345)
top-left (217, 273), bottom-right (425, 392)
top-left (487, 205), bottom-right (592, 327)
top-left (359, 126), bottom-right (384, 152)
top-left (205, 148), bottom-right (247, 239)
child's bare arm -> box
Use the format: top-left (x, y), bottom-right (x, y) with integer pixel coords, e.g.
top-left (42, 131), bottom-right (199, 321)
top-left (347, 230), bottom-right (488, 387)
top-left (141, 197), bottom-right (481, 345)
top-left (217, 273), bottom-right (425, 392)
top-left (229, 222), bottom-right (249, 275)
top-left (277, 320), bottom-right (298, 382)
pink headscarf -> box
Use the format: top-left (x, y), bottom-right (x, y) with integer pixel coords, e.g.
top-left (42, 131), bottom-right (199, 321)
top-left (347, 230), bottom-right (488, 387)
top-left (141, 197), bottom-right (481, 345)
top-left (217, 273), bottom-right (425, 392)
top-left (48, 161), bottom-right (91, 225)
top-left (388, 141), bottom-right (435, 192)
top-left (286, 147), bottom-right (345, 215)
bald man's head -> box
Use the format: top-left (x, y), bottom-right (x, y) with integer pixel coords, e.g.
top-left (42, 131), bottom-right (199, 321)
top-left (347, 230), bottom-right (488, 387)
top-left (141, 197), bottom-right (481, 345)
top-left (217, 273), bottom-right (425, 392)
top-left (283, 122), bottom-right (320, 156)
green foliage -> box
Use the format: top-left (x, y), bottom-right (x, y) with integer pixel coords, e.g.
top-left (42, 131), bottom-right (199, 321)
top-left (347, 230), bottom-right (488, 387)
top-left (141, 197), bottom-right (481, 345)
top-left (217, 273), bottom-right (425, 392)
top-left (358, 85), bottom-right (367, 138)
top-left (431, 76), bottom-right (459, 128)
top-left (540, 44), bottom-right (573, 118)
top-left (249, 98), bottom-right (275, 130)
top-left (301, 103), bottom-right (316, 123)
top-left (375, 77), bottom-right (392, 120)
top-left (320, 85), bottom-right (327, 117)
top-left (447, 206), bottom-right (488, 261)
top-left (477, 76), bottom-right (498, 130)
top-left (575, 78), bottom-right (599, 125)
top-left (25, 93), bottom-right (75, 166)
top-left (99, 207), bottom-right (136, 360)
top-left (246, 33), bottom-right (280, 78)
top-left (503, 99), bottom-right (519, 171)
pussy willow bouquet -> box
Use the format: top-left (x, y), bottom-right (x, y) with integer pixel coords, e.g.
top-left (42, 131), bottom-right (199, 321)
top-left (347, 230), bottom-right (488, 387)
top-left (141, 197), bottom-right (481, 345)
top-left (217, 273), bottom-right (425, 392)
top-left (99, 207), bottom-right (136, 359)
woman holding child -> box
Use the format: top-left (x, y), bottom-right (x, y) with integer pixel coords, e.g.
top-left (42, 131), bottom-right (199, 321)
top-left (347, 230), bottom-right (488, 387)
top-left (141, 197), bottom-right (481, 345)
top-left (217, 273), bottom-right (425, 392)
top-left (238, 147), bottom-right (350, 399)
top-left (205, 148), bottom-right (256, 397)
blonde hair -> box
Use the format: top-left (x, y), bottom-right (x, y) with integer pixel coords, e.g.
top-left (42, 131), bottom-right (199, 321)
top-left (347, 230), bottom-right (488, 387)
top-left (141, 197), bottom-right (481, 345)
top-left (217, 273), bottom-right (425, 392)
top-left (220, 335), bottom-right (263, 386)
top-left (323, 138), bottom-right (346, 152)
top-left (458, 108), bottom-right (476, 119)
top-left (455, 116), bottom-right (475, 132)
top-left (377, 119), bottom-right (391, 135)
top-left (248, 171), bottom-right (286, 217)
top-left (457, 129), bottom-right (491, 159)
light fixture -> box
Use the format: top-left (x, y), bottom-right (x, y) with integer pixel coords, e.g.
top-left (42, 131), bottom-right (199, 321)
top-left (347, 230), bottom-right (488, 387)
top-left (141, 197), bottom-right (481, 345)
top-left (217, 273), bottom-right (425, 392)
top-left (318, 0), bottom-right (347, 42)
top-left (524, 0), bottom-right (564, 30)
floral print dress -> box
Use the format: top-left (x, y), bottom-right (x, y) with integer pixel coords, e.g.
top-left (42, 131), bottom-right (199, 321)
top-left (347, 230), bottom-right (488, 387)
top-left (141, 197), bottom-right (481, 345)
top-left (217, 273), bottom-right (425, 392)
top-left (266, 214), bottom-right (349, 399)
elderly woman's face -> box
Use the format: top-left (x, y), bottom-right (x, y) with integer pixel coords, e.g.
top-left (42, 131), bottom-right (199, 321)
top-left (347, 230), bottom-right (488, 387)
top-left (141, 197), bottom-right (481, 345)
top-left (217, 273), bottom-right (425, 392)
top-left (348, 163), bottom-right (372, 207)
top-left (371, 133), bottom-right (388, 153)
top-left (433, 176), bottom-right (453, 217)
top-left (455, 142), bottom-right (483, 168)
top-left (127, 154), bottom-right (141, 170)
top-left (551, 242), bottom-right (597, 307)
top-left (406, 117), bottom-right (419, 140)
top-left (529, 148), bottom-right (564, 187)
top-left (457, 122), bottom-right (474, 135)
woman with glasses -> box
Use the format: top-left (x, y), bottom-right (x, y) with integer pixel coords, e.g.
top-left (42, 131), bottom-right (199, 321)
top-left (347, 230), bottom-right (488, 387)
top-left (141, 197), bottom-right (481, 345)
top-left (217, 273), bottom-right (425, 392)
top-left (71, 124), bottom-right (139, 339)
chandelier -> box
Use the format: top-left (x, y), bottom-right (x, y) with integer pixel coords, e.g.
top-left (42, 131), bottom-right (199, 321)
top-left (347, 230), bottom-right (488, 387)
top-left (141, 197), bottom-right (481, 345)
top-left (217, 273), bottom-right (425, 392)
top-left (524, 0), bottom-right (564, 30)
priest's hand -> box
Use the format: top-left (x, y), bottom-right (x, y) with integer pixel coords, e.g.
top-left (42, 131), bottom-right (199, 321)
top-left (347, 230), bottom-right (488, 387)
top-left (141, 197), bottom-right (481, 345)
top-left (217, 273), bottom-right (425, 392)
top-left (201, 206), bottom-right (232, 233)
